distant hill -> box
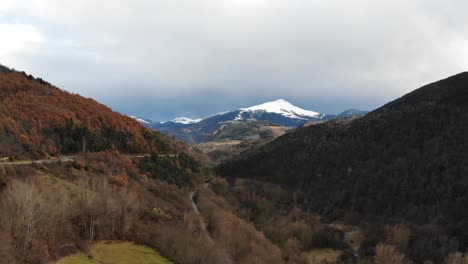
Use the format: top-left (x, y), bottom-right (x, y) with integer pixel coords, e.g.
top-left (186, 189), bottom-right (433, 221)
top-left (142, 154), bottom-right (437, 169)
top-left (195, 121), bottom-right (289, 164)
top-left (218, 73), bottom-right (468, 252)
top-left (0, 64), bottom-right (194, 159)
top-left (337, 109), bottom-right (369, 117)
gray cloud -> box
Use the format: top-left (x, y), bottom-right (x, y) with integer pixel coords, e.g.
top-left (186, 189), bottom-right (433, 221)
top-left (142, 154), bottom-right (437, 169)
top-left (1, 0), bottom-right (468, 120)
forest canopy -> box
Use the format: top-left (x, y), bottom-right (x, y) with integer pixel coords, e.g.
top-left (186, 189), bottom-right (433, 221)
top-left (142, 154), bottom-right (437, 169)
top-left (218, 72), bottom-right (468, 255)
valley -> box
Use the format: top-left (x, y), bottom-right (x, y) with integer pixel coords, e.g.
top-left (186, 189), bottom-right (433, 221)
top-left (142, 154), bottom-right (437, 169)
top-left (134, 100), bottom-right (368, 165)
top-left (2, 1), bottom-right (468, 263)
top-left (1, 65), bottom-right (468, 264)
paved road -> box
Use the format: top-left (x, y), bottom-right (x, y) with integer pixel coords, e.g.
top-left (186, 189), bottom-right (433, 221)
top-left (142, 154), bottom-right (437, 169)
top-left (0, 155), bottom-right (75, 165)
top-left (127, 154), bottom-right (177, 158)
top-left (0, 153), bottom-right (176, 166)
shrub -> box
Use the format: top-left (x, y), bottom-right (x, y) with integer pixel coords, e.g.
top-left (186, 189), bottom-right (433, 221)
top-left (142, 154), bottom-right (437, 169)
top-left (375, 243), bottom-right (410, 264)
top-left (444, 252), bottom-right (468, 264)
top-left (210, 177), bottom-right (229, 196)
top-left (311, 229), bottom-right (346, 249)
top-left (385, 224), bottom-right (411, 252)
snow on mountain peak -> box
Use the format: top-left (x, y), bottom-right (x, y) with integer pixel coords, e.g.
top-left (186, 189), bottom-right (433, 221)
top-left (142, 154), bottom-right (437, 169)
top-left (130, 116), bottom-right (151, 124)
top-left (239, 99), bottom-right (321, 120)
top-left (172, 117), bottom-right (202, 124)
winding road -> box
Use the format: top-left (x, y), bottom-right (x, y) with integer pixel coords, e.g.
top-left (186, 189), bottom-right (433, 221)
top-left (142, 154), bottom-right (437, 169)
top-left (190, 189), bottom-right (215, 246)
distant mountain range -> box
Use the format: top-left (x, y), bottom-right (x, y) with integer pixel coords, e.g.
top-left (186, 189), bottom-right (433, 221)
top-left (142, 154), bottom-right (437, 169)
top-left (131, 99), bottom-right (369, 144)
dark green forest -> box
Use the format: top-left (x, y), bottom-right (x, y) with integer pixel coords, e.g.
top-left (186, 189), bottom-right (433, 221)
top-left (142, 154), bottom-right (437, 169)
top-left (51, 118), bottom-right (174, 155)
top-left (138, 152), bottom-right (209, 187)
top-left (218, 72), bottom-right (468, 261)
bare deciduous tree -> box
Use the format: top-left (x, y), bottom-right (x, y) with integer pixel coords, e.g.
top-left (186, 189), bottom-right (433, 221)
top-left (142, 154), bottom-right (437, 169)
top-left (108, 186), bottom-right (140, 239)
top-left (0, 180), bottom-right (44, 263)
top-left (74, 176), bottom-right (109, 241)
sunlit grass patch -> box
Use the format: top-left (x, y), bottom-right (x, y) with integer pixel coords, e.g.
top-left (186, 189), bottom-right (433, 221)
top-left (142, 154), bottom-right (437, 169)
top-left (91, 242), bottom-right (172, 264)
top-left (57, 242), bottom-right (173, 264)
top-left (56, 253), bottom-right (97, 264)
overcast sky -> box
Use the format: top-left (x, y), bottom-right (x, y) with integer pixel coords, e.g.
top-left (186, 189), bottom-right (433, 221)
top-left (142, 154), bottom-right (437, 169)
top-left (1, 0), bottom-right (468, 120)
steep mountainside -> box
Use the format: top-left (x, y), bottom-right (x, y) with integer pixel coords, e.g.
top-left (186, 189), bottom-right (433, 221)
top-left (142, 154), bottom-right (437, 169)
top-left (218, 73), bottom-right (468, 252)
top-left (0, 66), bottom-right (195, 159)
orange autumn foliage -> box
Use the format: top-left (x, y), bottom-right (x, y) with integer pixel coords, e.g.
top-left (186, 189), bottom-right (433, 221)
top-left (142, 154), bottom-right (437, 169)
top-left (0, 71), bottom-right (155, 157)
top-left (111, 172), bottom-right (130, 186)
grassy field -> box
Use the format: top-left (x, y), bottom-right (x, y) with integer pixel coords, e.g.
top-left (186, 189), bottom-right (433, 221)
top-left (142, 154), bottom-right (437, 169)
top-left (57, 242), bottom-right (173, 264)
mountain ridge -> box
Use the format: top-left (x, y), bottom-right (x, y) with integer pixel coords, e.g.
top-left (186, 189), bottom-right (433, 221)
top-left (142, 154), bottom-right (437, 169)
top-left (0, 65), bottom-right (203, 160)
top-left (132, 100), bottom-right (368, 144)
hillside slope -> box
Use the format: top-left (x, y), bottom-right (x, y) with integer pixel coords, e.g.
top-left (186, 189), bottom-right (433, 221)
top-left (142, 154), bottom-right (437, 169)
top-left (218, 73), bottom-right (468, 247)
top-left (0, 65), bottom-right (292, 264)
top-left (0, 66), bottom-right (182, 158)
top-left (196, 121), bottom-right (289, 164)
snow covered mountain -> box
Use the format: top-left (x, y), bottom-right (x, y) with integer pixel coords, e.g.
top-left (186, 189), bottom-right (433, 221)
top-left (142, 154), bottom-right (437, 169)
top-left (132, 100), bottom-right (368, 143)
top-left (130, 116), bottom-right (157, 124)
top-left (237, 99), bottom-right (323, 121)
top-left (224, 99), bottom-right (328, 126)
top-left (172, 117), bottom-right (202, 124)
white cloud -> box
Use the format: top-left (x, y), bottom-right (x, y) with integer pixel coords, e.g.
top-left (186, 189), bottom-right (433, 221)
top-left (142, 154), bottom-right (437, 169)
top-left (1, 0), bottom-right (468, 114)
top-left (0, 23), bottom-right (43, 57)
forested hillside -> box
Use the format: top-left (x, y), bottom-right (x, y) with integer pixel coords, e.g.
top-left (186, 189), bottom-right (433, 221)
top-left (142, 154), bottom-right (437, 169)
top-left (0, 65), bottom-right (218, 263)
top-left (0, 65), bottom-right (306, 264)
top-left (0, 66), bottom-right (175, 158)
top-left (218, 72), bottom-right (468, 261)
